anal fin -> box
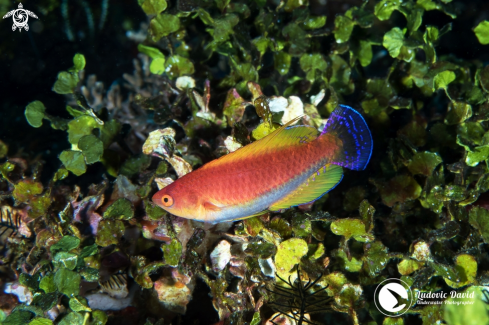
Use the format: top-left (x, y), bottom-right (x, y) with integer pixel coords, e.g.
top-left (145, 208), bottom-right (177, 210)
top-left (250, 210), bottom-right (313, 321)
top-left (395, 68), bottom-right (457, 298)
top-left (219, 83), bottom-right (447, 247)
top-left (234, 210), bottom-right (269, 221)
top-left (269, 164), bottom-right (343, 211)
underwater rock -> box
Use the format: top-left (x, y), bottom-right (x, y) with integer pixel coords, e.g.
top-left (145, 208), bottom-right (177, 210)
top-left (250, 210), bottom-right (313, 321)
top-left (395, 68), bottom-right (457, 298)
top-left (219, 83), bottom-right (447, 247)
top-left (411, 240), bottom-right (431, 262)
top-left (210, 240), bottom-right (232, 272)
top-left (154, 276), bottom-right (192, 314)
top-left (141, 219), bottom-right (171, 242)
top-left (171, 217), bottom-right (196, 251)
top-left (171, 268), bottom-right (192, 286)
top-left (224, 136), bottom-right (243, 153)
top-left (86, 290), bottom-right (133, 311)
top-left (229, 256), bottom-right (246, 278)
top-left (110, 175), bottom-right (140, 205)
top-left (72, 195), bottom-right (104, 235)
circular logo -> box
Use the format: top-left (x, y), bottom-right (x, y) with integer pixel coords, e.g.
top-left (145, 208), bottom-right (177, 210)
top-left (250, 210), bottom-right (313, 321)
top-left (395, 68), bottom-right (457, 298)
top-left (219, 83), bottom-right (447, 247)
top-left (374, 278), bottom-right (414, 317)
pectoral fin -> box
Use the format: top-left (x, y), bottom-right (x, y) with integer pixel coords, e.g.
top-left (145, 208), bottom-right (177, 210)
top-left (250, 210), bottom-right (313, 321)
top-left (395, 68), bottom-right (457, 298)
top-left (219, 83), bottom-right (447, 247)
top-left (269, 164), bottom-right (343, 211)
top-left (204, 202), bottom-right (222, 212)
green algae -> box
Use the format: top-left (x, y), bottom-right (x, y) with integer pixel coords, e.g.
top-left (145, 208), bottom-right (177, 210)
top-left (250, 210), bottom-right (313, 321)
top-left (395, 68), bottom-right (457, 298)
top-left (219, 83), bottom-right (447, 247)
top-left (69, 296), bottom-right (91, 313)
top-left (103, 198), bottom-right (134, 220)
top-left (50, 236), bottom-right (80, 253)
top-left (161, 238), bottom-right (182, 267)
top-left (95, 220), bottom-right (125, 247)
top-left (474, 20), bottom-right (489, 45)
top-left (139, 0), bottom-right (167, 15)
top-left (444, 287), bottom-right (489, 325)
top-left (274, 238), bottom-right (308, 279)
top-left (54, 268), bottom-right (81, 297)
top-left (25, 101), bottom-right (46, 128)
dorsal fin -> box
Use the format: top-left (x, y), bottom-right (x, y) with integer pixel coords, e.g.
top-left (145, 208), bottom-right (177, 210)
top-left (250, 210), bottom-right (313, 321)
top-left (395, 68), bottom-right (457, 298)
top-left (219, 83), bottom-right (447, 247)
top-left (269, 164), bottom-right (343, 211)
top-left (203, 116), bottom-right (318, 169)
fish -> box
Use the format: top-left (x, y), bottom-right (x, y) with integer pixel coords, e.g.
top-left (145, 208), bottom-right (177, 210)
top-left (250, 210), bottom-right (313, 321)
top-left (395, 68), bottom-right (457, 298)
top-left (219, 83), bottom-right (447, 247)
top-left (152, 105), bottom-right (373, 223)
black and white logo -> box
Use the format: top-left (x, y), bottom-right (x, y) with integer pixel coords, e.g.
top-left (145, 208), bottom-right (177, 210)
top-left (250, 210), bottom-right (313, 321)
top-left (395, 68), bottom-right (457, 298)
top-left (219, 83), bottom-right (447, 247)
top-left (374, 278), bottom-right (414, 317)
top-left (3, 3), bottom-right (38, 32)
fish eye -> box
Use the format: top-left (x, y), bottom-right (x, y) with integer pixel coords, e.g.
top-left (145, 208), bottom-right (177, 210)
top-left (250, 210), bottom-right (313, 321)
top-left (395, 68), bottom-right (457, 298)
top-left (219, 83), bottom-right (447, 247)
top-left (161, 195), bottom-right (174, 207)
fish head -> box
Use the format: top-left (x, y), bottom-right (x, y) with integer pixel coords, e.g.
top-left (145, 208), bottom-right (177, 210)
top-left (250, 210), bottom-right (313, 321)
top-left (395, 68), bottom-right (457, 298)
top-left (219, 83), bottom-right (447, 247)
top-left (152, 181), bottom-right (207, 221)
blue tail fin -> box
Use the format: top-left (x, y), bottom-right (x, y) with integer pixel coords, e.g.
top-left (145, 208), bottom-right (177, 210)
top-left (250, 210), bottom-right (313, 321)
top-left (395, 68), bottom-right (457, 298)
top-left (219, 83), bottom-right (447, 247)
top-left (321, 105), bottom-right (373, 171)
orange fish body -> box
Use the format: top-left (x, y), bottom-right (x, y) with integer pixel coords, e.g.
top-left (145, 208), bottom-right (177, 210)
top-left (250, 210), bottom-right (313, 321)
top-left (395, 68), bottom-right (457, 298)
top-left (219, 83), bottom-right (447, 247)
top-left (153, 105), bottom-right (372, 223)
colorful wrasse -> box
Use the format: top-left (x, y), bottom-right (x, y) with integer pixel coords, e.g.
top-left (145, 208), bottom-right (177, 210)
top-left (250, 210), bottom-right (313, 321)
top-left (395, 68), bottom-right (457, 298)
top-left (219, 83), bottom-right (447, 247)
top-left (152, 105), bottom-right (373, 223)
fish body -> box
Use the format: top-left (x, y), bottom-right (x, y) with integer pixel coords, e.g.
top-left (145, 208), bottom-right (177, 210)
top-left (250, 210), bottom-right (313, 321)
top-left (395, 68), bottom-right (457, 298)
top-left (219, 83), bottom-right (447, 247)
top-left (153, 105), bottom-right (372, 223)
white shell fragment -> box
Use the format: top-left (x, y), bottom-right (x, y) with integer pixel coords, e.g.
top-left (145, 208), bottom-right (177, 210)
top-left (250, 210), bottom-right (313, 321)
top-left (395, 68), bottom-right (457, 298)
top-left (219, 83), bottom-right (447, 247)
top-left (268, 96), bottom-right (304, 124)
top-left (143, 128), bottom-right (193, 178)
top-left (47, 306), bottom-right (60, 320)
top-left (268, 96), bottom-right (288, 113)
top-left (258, 258), bottom-right (276, 278)
top-left (166, 155), bottom-right (193, 178)
top-left (142, 128), bottom-right (176, 156)
top-left (283, 96), bottom-right (304, 124)
top-left (210, 240), bottom-right (232, 272)
top-left (4, 282), bottom-right (33, 304)
top-left (310, 89), bottom-right (326, 106)
top-left (224, 136), bottom-right (243, 153)
top-left (192, 90), bottom-right (207, 111)
top-left (176, 76), bottom-right (196, 90)
top-left (155, 177), bottom-right (174, 190)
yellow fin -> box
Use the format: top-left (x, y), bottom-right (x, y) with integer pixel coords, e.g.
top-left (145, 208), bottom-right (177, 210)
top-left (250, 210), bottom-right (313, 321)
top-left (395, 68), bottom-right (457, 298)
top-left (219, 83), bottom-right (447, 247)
top-left (204, 117), bottom-right (318, 168)
top-left (269, 164), bottom-right (343, 211)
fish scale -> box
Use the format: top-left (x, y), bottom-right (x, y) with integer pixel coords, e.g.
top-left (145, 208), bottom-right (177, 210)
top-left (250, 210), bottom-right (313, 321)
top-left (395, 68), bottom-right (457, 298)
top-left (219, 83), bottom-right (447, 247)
top-left (153, 105), bottom-right (373, 223)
